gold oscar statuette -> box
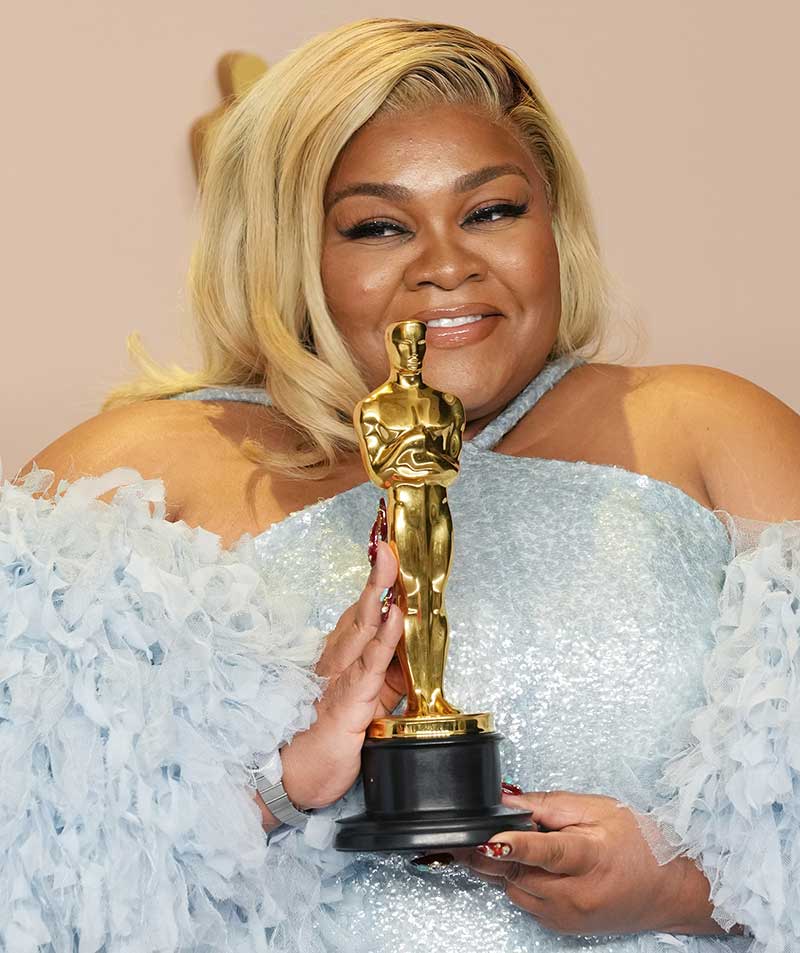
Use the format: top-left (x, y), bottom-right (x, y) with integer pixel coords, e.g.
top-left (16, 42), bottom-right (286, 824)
top-left (334, 320), bottom-right (532, 852)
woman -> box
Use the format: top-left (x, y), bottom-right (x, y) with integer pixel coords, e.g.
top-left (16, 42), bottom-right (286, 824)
top-left (5, 16), bottom-right (800, 953)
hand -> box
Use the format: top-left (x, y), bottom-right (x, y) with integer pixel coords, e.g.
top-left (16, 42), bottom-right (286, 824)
top-left (379, 650), bottom-right (406, 718)
top-left (278, 541), bottom-right (404, 811)
top-left (459, 790), bottom-right (727, 937)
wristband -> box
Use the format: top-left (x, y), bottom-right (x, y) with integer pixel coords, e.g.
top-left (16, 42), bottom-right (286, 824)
top-left (247, 748), bottom-right (311, 830)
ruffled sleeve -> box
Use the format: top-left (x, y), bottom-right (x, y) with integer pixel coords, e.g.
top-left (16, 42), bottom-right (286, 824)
top-left (0, 462), bottom-right (354, 952)
top-left (643, 519), bottom-right (800, 953)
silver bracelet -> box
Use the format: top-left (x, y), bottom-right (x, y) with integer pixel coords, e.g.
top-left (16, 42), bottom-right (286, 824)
top-left (248, 752), bottom-right (311, 830)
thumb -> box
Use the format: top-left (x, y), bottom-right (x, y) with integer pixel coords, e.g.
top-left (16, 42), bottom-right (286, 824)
top-left (500, 789), bottom-right (595, 831)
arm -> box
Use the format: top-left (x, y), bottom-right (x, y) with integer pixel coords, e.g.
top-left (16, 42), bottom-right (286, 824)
top-left (462, 367), bottom-right (800, 942)
top-left (652, 366), bottom-right (800, 944)
top-left (13, 403), bottom-right (294, 834)
top-left (675, 364), bottom-right (800, 522)
top-left (0, 459), bottom-right (327, 947)
top-left (1, 408), bottom-right (404, 950)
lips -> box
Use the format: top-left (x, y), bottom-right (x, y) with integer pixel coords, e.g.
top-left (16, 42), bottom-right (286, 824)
top-left (420, 313), bottom-right (502, 348)
top-left (406, 302), bottom-right (503, 324)
top-left (387, 302), bottom-right (504, 350)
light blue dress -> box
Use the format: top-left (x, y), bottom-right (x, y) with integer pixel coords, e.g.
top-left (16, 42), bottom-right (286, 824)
top-left (171, 356), bottom-right (749, 953)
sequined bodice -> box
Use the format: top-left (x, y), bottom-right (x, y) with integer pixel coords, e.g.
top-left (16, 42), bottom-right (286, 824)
top-left (171, 358), bottom-right (739, 952)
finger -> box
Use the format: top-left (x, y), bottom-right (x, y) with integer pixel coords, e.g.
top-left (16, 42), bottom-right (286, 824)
top-left (359, 605), bottom-right (403, 676)
top-left (332, 606), bottom-right (402, 709)
top-left (450, 848), bottom-right (508, 889)
top-left (499, 789), bottom-right (598, 831)
top-left (505, 881), bottom-right (550, 921)
top-left (504, 865), bottom-right (564, 898)
top-left (325, 607), bottom-right (404, 717)
top-left (383, 655), bottom-right (406, 693)
top-left (315, 605), bottom-right (361, 677)
top-left (475, 830), bottom-right (596, 876)
top-left (373, 603), bottom-right (404, 651)
top-left (466, 851), bottom-right (565, 901)
top-left (466, 850), bottom-right (564, 890)
top-left (499, 791), bottom-right (550, 832)
top-left (378, 656), bottom-right (406, 714)
top-left (370, 540), bottom-right (399, 593)
top-left (322, 544), bottom-right (399, 676)
top-left (463, 866), bottom-right (507, 888)
top-left (352, 541), bottom-right (398, 637)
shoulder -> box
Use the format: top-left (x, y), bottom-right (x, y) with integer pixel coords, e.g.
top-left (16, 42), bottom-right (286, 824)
top-left (13, 397), bottom-right (279, 520)
top-left (627, 363), bottom-right (800, 521)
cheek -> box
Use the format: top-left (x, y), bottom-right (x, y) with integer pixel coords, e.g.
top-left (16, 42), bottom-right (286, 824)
top-left (320, 249), bottom-right (398, 380)
top-left (321, 247), bottom-right (397, 327)
top-left (495, 230), bottom-right (560, 306)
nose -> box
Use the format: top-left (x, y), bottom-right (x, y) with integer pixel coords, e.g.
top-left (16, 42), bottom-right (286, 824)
top-left (403, 229), bottom-right (487, 291)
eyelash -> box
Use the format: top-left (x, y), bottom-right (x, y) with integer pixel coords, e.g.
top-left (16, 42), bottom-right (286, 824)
top-left (339, 201), bottom-right (529, 240)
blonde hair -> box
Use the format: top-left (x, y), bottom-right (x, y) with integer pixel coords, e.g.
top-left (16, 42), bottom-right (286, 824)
top-left (103, 17), bottom-right (611, 478)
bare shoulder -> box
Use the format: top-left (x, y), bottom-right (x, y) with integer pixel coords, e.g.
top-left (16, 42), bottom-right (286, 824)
top-left (13, 397), bottom-right (275, 520)
top-left (511, 360), bottom-right (800, 520)
top-left (629, 363), bottom-right (800, 521)
top-left (13, 396), bottom-right (363, 546)
top-left (512, 359), bottom-right (697, 472)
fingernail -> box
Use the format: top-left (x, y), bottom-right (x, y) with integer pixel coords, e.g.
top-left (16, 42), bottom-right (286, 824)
top-left (501, 781), bottom-right (523, 796)
top-left (367, 499), bottom-right (388, 566)
top-left (380, 585), bottom-right (396, 622)
top-left (476, 842), bottom-right (512, 858)
top-left (409, 852), bottom-right (453, 870)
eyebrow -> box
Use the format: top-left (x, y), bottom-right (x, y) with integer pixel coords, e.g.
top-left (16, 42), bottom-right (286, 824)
top-left (324, 162), bottom-right (531, 213)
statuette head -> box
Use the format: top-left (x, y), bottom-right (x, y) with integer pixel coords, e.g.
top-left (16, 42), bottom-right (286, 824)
top-left (387, 321), bottom-right (426, 374)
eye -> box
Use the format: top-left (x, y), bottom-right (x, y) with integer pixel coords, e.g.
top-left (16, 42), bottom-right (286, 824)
top-left (340, 220), bottom-right (407, 240)
top-left (339, 202), bottom-right (528, 239)
top-left (467, 201), bottom-right (529, 225)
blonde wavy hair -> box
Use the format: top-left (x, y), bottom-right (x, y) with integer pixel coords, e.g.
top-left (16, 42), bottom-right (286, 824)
top-left (103, 17), bottom-right (611, 479)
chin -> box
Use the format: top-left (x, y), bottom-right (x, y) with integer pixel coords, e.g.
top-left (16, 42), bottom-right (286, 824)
top-left (420, 359), bottom-right (506, 416)
top-left (416, 323), bottom-right (549, 409)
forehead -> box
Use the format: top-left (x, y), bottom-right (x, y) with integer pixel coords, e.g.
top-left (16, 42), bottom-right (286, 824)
top-left (325, 104), bottom-right (535, 197)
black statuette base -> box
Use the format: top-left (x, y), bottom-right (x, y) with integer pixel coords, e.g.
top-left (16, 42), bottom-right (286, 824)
top-left (335, 730), bottom-right (532, 852)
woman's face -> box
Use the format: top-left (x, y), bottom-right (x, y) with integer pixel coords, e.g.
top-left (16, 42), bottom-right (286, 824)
top-left (321, 103), bottom-right (561, 427)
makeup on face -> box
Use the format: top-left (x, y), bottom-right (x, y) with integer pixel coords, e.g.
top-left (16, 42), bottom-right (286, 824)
top-left (320, 104), bottom-right (561, 419)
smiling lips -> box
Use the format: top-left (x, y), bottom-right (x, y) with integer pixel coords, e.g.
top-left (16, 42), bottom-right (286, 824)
top-left (402, 303), bottom-right (503, 348)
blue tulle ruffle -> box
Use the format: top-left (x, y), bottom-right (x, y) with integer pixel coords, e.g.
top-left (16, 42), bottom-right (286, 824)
top-left (0, 463), bottom-right (353, 953)
top-left (648, 520), bottom-right (800, 953)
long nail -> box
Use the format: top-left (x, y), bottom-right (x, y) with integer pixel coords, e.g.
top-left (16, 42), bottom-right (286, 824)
top-left (501, 781), bottom-right (523, 796)
top-left (368, 498), bottom-right (388, 566)
top-left (476, 842), bottom-right (512, 858)
top-left (380, 586), bottom-right (396, 622)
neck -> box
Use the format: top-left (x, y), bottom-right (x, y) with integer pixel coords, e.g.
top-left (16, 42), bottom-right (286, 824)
top-left (463, 407), bottom-right (502, 441)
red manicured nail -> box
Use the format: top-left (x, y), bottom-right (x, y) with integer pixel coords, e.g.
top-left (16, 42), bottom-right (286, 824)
top-left (476, 842), bottom-right (512, 858)
top-left (380, 591), bottom-right (395, 622)
top-left (501, 781), bottom-right (523, 796)
top-left (368, 498), bottom-right (388, 566)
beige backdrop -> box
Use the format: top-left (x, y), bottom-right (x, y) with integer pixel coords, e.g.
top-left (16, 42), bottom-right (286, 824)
top-left (2, 1), bottom-right (798, 477)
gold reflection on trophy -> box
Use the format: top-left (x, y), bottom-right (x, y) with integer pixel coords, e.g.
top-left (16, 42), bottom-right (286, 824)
top-left (353, 321), bottom-right (493, 740)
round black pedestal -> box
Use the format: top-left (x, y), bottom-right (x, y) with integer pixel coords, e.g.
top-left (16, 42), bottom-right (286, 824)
top-left (335, 731), bottom-right (532, 851)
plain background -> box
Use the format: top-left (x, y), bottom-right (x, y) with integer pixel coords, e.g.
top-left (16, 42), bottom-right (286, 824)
top-left (2, 2), bottom-right (798, 476)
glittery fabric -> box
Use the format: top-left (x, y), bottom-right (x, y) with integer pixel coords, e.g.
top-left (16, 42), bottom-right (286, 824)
top-left (173, 357), bottom-right (749, 953)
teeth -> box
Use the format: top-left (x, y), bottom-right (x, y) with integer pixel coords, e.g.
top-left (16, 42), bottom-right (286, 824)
top-left (427, 314), bottom-right (486, 328)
